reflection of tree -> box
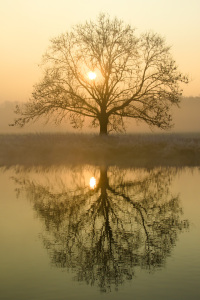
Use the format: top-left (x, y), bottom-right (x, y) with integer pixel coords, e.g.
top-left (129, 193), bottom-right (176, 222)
top-left (13, 166), bottom-right (189, 292)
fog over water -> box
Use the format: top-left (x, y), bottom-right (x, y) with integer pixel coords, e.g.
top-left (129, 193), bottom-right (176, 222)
top-left (1, 159), bottom-right (200, 298)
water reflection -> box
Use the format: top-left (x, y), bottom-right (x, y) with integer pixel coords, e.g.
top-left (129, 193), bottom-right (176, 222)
top-left (13, 166), bottom-right (189, 292)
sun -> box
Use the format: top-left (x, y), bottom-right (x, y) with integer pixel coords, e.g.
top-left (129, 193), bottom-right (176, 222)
top-left (88, 71), bottom-right (96, 80)
top-left (89, 177), bottom-right (96, 189)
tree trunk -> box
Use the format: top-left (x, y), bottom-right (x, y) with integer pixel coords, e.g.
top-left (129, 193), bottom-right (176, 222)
top-left (99, 115), bottom-right (108, 135)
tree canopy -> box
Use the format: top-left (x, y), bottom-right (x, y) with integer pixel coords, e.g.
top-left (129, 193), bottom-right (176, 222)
top-left (13, 13), bottom-right (188, 134)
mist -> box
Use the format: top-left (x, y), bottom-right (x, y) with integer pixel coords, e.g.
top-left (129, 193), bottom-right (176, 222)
top-left (0, 97), bottom-right (200, 134)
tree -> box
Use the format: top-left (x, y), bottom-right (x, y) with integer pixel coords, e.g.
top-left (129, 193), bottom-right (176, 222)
top-left (12, 14), bottom-right (188, 135)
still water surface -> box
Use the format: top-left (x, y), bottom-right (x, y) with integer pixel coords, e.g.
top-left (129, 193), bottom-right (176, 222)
top-left (0, 165), bottom-right (200, 300)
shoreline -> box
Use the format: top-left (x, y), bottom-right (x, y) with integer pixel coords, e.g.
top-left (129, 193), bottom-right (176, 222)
top-left (1, 132), bottom-right (200, 168)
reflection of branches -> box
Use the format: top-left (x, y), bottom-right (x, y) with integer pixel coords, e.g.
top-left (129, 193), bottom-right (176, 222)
top-left (12, 166), bottom-right (189, 292)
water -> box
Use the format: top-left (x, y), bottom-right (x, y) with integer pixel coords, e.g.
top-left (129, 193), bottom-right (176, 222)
top-left (0, 165), bottom-right (200, 300)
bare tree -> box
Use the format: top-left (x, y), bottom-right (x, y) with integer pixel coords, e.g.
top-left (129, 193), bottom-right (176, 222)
top-left (12, 14), bottom-right (188, 134)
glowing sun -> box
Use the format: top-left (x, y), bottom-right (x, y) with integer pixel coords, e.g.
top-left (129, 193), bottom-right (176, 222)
top-left (88, 71), bottom-right (96, 80)
top-left (89, 177), bottom-right (96, 189)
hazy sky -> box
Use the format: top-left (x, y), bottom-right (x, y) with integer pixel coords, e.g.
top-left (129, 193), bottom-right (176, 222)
top-left (1, 0), bottom-right (200, 104)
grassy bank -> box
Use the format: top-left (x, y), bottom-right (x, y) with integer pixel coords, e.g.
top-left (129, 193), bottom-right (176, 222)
top-left (0, 133), bottom-right (200, 168)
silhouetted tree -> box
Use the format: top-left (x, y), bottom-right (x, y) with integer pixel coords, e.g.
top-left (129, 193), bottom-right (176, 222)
top-left (12, 14), bottom-right (188, 134)
top-left (13, 166), bottom-right (189, 292)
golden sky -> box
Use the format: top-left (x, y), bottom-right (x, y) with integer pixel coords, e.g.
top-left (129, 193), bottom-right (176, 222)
top-left (1, 0), bottom-right (200, 104)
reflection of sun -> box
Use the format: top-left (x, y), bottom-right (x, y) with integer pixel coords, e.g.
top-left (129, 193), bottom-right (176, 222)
top-left (88, 71), bottom-right (96, 80)
top-left (90, 177), bottom-right (96, 189)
